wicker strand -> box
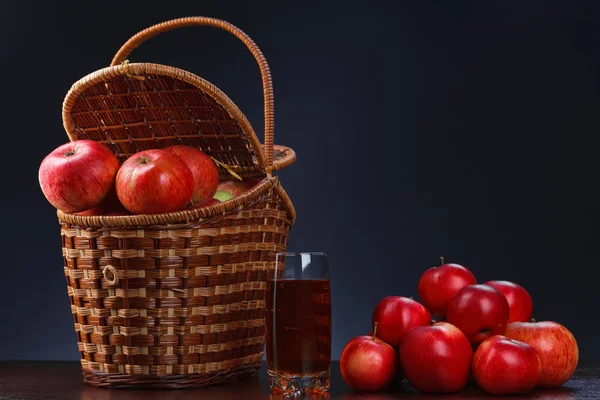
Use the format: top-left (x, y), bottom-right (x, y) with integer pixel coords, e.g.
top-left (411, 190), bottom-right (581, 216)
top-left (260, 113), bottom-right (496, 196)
top-left (271, 145), bottom-right (296, 172)
top-left (119, 60), bottom-right (145, 81)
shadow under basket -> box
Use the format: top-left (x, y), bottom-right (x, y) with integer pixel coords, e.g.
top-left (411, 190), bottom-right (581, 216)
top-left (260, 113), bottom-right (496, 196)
top-left (57, 17), bottom-right (296, 389)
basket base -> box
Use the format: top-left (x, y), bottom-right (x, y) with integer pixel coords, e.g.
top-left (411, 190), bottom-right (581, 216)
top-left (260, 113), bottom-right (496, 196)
top-left (82, 362), bottom-right (261, 389)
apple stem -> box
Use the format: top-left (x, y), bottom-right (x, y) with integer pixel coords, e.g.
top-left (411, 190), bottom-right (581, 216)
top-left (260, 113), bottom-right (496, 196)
top-left (372, 322), bottom-right (378, 341)
top-left (440, 256), bottom-right (445, 265)
top-left (531, 318), bottom-right (536, 323)
top-left (65, 150), bottom-right (76, 157)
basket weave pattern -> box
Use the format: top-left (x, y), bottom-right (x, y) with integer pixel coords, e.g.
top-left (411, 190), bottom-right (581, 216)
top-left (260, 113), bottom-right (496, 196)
top-left (63, 196), bottom-right (290, 387)
top-left (65, 70), bottom-right (264, 180)
top-left (56, 17), bottom-right (296, 388)
top-left (69, 74), bottom-right (257, 171)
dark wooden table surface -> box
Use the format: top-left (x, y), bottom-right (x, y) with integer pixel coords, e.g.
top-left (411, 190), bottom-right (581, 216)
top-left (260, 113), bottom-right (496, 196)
top-left (0, 361), bottom-right (598, 399)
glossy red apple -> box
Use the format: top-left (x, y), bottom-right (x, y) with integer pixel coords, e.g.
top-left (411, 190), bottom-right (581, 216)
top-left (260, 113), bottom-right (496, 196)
top-left (116, 149), bottom-right (194, 214)
top-left (473, 335), bottom-right (542, 395)
top-left (400, 322), bottom-right (472, 393)
top-left (418, 258), bottom-right (477, 317)
top-left (340, 323), bottom-right (397, 391)
top-left (39, 140), bottom-right (119, 213)
top-left (505, 321), bottom-right (578, 388)
top-left (372, 296), bottom-right (431, 348)
top-left (165, 145), bottom-right (219, 203)
top-left (447, 284), bottom-right (510, 345)
top-left (484, 280), bottom-right (533, 323)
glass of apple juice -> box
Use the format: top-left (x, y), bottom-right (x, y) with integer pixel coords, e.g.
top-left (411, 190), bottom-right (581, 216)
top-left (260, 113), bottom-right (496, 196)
top-left (265, 252), bottom-right (332, 396)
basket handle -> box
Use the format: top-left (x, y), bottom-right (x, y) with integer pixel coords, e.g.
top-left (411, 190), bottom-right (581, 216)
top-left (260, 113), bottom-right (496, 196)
top-left (110, 17), bottom-right (275, 176)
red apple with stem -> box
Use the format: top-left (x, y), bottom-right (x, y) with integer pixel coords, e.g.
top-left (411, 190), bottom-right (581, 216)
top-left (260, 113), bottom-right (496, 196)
top-left (164, 145), bottom-right (219, 203)
top-left (116, 149), bottom-right (194, 214)
top-left (340, 323), bottom-right (398, 391)
top-left (372, 296), bottom-right (431, 348)
top-left (484, 280), bottom-right (533, 323)
top-left (473, 335), bottom-right (542, 395)
top-left (399, 322), bottom-right (472, 393)
top-left (39, 140), bottom-right (119, 213)
top-left (418, 257), bottom-right (477, 317)
top-left (447, 284), bottom-right (510, 346)
top-left (505, 321), bottom-right (578, 388)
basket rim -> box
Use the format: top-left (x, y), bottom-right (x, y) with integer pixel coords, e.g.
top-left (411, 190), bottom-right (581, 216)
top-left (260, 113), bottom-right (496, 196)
top-left (57, 176), bottom-right (295, 228)
top-left (61, 62), bottom-right (267, 172)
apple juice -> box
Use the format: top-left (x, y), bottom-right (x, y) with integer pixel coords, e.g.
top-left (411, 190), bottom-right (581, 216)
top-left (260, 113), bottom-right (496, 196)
top-left (265, 279), bottom-right (331, 374)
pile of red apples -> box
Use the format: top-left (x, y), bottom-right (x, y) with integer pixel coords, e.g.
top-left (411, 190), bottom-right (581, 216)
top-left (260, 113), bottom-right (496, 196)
top-left (341, 258), bottom-right (578, 395)
top-left (38, 140), bottom-right (260, 215)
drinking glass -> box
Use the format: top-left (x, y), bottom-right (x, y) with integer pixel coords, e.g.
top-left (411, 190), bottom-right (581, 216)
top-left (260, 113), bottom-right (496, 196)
top-left (266, 252), bottom-right (331, 396)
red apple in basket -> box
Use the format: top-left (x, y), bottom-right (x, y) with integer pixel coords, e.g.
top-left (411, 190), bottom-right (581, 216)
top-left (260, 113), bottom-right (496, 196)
top-left (399, 322), bottom-right (472, 393)
top-left (116, 149), bottom-right (194, 214)
top-left (505, 321), bottom-right (578, 388)
top-left (447, 284), bottom-right (510, 346)
top-left (340, 323), bottom-right (397, 391)
top-left (473, 335), bottom-right (542, 395)
top-left (418, 258), bottom-right (477, 317)
top-left (217, 178), bottom-right (263, 197)
top-left (485, 280), bottom-right (533, 323)
top-left (38, 140), bottom-right (120, 213)
top-left (75, 187), bottom-right (127, 216)
top-left (372, 296), bottom-right (431, 348)
top-left (165, 145), bottom-right (219, 203)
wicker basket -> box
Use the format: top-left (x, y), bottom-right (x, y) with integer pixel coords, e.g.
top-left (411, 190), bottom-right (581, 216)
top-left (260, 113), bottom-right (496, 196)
top-left (57, 17), bottom-right (296, 389)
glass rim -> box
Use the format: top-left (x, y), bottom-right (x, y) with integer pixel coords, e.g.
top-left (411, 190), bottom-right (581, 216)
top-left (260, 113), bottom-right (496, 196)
top-left (276, 251), bottom-right (327, 257)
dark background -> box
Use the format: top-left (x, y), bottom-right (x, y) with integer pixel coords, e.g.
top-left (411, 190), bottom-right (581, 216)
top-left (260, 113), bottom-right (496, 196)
top-left (0, 1), bottom-right (598, 363)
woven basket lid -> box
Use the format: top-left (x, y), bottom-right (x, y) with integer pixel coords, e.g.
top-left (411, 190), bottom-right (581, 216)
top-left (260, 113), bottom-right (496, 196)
top-left (62, 17), bottom-right (296, 179)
